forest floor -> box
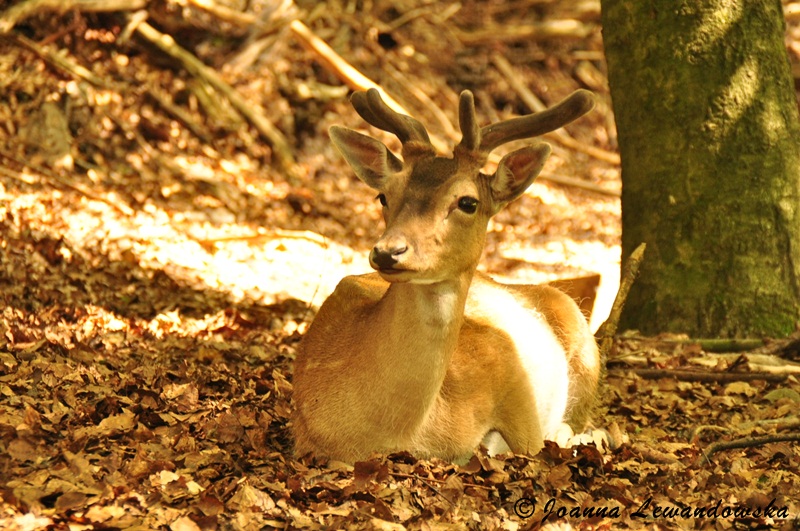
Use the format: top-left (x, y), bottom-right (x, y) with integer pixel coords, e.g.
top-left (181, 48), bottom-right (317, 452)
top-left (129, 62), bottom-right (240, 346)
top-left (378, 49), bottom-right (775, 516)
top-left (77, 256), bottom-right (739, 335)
top-left (1, 0), bottom-right (800, 529)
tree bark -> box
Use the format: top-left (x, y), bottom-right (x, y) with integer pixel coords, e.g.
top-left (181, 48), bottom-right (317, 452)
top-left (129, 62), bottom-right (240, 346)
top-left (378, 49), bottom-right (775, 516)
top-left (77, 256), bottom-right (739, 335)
top-left (602, 0), bottom-right (800, 337)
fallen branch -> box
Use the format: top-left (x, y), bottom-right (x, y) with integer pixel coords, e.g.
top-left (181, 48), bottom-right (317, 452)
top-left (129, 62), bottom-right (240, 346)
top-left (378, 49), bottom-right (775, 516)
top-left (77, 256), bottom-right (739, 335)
top-left (186, 0), bottom-right (257, 27)
top-left (145, 88), bottom-right (212, 144)
top-left (737, 416), bottom-right (800, 432)
top-left (754, 330), bottom-right (800, 356)
top-left (621, 336), bottom-right (765, 353)
top-left (288, 21), bottom-right (406, 114)
top-left (610, 350), bottom-right (800, 380)
top-left (455, 20), bottom-right (593, 45)
top-left (288, 19), bottom-right (391, 100)
top-left (596, 243), bottom-right (646, 358)
top-left (697, 433), bottom-right (800, 465)
top-left (696, 353), bottom-right (800, 375)
top-left (6, 33), bottom-right (107, 87)
top-left (291, 21), bottom-right (614, 197)
top-left (0, 165), bottom-right (37, 185)
top-left (288, 19), bottom-right (452, 156)
top-left (0, 0), bottom-right (146, 33)
top-left (130, 17), bottom-right (299, 179)
top-left (383, 61), bottom-right (460, 141)
top-left (623, 368), bottom-right (787, 383)
top-left (389, 472), bottom-right (492, 491)
top-left (536, 172), bottom-right (619, 197)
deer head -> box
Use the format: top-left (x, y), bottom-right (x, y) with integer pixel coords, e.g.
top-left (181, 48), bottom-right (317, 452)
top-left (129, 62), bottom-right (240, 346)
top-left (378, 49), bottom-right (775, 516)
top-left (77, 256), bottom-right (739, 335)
top-left (329, 88), bottom-right (594, 283)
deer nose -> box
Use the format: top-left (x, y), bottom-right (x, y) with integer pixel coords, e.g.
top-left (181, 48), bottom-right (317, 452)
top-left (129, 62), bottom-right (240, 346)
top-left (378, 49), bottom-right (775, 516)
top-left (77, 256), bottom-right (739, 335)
top-left (371, 238), bottom-right (409, 270)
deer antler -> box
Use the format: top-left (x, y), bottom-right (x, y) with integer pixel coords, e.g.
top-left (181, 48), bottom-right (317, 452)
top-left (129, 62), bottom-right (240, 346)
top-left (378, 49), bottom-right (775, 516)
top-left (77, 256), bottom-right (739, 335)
top-left (456, 89), bottom-right (595, 156)
top-left (350, 87), bottom-right (594, 162)
top-left (351, 89), bottom-right (434, 157)
top-left (457, 90), bottom-right (481, 152)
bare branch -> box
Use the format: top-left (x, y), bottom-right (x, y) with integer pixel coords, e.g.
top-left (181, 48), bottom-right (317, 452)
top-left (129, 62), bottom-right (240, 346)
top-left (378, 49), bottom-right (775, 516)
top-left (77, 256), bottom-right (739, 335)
top-left (0, 0), bottom-right (146, 33)
top-left (596, 242), bottom-right (646, 358)
top-left (130, 17), bottom-right (299, 179)
top-left (697, 433), bottom-right (800, 465)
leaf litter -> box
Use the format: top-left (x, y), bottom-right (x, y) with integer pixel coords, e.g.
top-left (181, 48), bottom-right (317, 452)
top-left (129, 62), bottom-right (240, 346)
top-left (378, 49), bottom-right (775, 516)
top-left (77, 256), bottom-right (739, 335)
top-left (1, 1), bottom-right (800, 529)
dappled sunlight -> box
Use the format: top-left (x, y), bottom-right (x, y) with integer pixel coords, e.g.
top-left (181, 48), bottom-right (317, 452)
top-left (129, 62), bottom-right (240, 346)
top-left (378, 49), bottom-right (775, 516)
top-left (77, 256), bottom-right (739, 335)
top-left (761, 95), bottom-right (792, 144)
top-left (684, 1), bottom-right (744, 59)
top-left (704, 55), bottom-right (761, 143)
top-left (10, 194), bottom-right (368, 312)
top-left (2, 177), bottom-right (616, 321)
top-left (0, 183), bottom-right (367, 309)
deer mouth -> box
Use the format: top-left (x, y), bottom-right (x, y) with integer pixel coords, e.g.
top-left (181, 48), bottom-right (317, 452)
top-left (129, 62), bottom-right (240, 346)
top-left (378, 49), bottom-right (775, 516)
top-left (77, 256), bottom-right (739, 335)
top-left (377, 266), bottom-right (408, 275)
top-left (375, 266), bottom-right (416, 281)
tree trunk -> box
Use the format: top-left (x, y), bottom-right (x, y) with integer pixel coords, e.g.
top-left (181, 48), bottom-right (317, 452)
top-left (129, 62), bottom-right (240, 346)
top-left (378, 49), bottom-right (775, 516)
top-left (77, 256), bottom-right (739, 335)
top-left (601, 0), bottom-right (800, 337)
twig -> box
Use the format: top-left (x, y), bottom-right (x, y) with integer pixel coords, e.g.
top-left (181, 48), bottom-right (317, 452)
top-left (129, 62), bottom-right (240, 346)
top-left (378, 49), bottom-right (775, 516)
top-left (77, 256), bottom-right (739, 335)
top-left (225, 1), bottom-right (298, 72)
top-left (186, 0), bottom-right (257, 26)
top-left (288, 21), bottom-right (404, 111)
top-left (5, 33), bottom-right (107, 87)
top-left (291, 20), bottom-right (615, 196)
top-left (688, 424), bottom-right (730, 445)
top-left (197, 229), bottom-right (330, 248)
top-left (0, 165), bottom-right (37, 184)
top-left (455, 20), bottom-right (593, 45)
top-left (697, 433), bottom-right (800, 465)
top-left (130, 17), bottom-right (299, 179)
top-left (491, 53), bottom-right (621, 166)
top-left (737, 416), bottom-right (800, 432)
top-left (622, 368), bottom-right (787, 383)
top-left (287, 20), bottom-right (454, 154)
top-left (0, 0), bottom-right (146, 33)
top-left (709, 353), bottom-right (800, 374)
top-left (145, 88), bottom-right (212, 144)
top-left (383, 62), bottom-right (459, 141)
top-left (549, 129), bottom-right (621, 166)
top-left (389, 472), bottom-right (492, 491)
top-left (621, 336), bottom-right (765, 353)
top-left (744, 363), bottom-right (800, 375)
top-left (384, 5), bottom-right (436, 31)
top-left (535, 172), bottom-right (619, 197)
top-left (596, 243), bottom-right (646, 357)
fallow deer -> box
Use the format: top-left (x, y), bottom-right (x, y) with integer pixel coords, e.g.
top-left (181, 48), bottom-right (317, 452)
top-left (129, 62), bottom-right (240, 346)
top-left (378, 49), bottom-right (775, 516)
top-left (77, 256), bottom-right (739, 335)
top-left (293, 88), bottom-right (601, 462)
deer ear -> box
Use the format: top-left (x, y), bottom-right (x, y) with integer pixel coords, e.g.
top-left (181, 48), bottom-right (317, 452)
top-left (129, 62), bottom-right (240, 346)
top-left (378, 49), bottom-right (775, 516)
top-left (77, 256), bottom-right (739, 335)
top-left (491, 144), bottom-right (551, 205)
top-left (330, 126), bottom-right (403, 188)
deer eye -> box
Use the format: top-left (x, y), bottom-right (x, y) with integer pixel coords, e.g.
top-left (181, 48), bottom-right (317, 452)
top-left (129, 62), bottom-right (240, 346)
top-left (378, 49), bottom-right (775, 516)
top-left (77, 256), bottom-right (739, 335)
top-left (376, 193), bottom-right (387, 207)
top-left (457, 196), bottom-right (479, 214)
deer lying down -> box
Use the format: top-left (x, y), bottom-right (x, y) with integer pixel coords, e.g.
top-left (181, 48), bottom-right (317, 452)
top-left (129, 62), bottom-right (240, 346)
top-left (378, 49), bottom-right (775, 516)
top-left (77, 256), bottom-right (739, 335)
top-left (292, 88), bottom-right (602, 463)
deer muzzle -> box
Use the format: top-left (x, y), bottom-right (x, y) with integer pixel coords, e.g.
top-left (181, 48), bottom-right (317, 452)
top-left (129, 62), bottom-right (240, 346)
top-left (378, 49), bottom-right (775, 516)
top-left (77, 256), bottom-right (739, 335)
top-left (370, 236), bottom-right (410, 273)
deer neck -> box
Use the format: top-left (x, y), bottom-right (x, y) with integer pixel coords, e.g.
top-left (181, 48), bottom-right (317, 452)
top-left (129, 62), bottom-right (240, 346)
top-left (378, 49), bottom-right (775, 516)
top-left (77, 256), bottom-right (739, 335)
top-left (386, 269), bottom-right (472, 341)
top-left (371, 269), bottom-right (474, 421)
